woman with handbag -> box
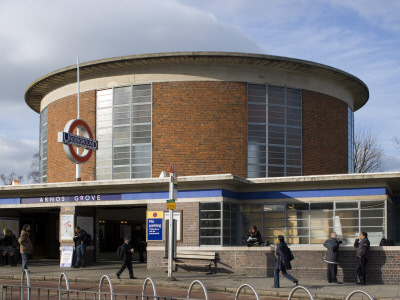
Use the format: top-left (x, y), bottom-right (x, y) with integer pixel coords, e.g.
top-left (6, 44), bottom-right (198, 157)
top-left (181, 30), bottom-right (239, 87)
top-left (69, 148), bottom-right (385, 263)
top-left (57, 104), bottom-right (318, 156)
top-left (273, 235), bottom-right (298, 288)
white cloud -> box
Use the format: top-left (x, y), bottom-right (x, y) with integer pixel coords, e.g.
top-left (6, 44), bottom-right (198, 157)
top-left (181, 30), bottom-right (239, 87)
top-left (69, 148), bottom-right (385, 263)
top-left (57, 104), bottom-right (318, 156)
top-left (328, 0), bottom-right (400, 32)
top-left (0, 0), bottom-right (399, 176)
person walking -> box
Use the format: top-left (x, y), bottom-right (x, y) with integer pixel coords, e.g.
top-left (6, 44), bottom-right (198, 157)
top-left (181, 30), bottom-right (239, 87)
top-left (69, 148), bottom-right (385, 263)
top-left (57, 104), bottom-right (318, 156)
top-left (354, 232), bottom-right (370, 285)
top-left (73, 226), bottom-right (89, 268)
top-left (1, 228), bottom-right (17, 266)
top-left (18, 224), bottom-right (33, 272)
top-left (273, 235), bottom-right (298, 288)
top-left (116, 236), bottom-right (136, 279)
top-left (323, 232), bottom-right (342, 283)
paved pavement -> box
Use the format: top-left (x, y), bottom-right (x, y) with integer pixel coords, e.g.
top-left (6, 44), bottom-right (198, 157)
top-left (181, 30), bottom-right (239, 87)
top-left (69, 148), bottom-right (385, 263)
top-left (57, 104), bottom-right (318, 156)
top-left (0, 259), bottom-right (398, 299)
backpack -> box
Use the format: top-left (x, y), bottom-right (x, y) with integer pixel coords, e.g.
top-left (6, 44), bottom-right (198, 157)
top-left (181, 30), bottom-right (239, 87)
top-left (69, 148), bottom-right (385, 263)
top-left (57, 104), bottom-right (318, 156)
top-left (117, 244), bottom-right (124, 260)
top-left (287, 247), bottom-right (294, 261)
top-left (84, 232), bottom-right (92, 244)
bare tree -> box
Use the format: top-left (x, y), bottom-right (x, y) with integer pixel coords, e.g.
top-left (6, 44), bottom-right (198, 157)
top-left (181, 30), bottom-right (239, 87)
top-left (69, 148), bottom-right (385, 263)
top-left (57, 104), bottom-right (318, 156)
top-left (354, 128), bottom-right (385, 173)
top-left (0, 172), bottom-right (24, 185)
top-left (27, 152), bottom-right (40, 184)
top-left (392, 136), bottom-right (400, 149)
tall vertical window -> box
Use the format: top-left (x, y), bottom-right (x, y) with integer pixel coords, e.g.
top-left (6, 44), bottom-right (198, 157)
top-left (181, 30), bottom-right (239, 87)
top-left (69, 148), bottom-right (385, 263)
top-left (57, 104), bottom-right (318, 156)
top-left (348, 107), bottom-right (354, 173)
top-left (247, 84), bottom-right (302, 178)
top-left (96, 89), bottom-right (113, 180)
top-left (200, 202), bottom-right (222, 246)
top-left (96, 84), bottom-right (152, 180)
top-left (223, 203), bottom-right (240, 246)
top-left (39, 107), bottom-right (48, 183)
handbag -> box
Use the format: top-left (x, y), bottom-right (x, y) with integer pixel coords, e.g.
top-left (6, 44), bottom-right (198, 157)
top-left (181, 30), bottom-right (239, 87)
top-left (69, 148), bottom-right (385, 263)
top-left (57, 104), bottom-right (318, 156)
top-left (288, 247), bottom-right (294, 261)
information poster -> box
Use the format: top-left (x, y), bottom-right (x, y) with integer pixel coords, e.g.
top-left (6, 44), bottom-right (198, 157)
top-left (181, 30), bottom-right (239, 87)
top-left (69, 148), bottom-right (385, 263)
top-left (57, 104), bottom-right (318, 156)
top-left (146, 211), bottom-right (163, 241)
top-left (60, 246), bottom-right (74, 267)
top-left (60, 214), bottom-right (74, 241)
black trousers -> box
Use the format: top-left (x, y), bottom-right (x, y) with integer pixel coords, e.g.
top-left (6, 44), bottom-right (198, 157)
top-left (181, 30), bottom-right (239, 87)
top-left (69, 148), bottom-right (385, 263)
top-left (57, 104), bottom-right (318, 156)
top-left (357, 256), bottom-right (367, 283)
top-left (116, 259), bottom-right (134, 278)
top-left (327, 263), bottom-right (338, 282)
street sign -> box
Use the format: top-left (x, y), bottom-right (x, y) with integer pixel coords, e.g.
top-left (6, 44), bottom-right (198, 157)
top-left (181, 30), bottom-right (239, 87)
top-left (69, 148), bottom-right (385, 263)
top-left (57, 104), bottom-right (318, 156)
top-left (146, 211), bottom-right (164, 241)
top-left (166, 198), bottom-right (176, 210)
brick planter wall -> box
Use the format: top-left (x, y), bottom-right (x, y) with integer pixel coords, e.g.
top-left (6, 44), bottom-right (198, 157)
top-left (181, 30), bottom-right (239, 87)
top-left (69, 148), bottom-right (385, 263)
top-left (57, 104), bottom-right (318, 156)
top-left (147, 246), bottom-right (400, 284)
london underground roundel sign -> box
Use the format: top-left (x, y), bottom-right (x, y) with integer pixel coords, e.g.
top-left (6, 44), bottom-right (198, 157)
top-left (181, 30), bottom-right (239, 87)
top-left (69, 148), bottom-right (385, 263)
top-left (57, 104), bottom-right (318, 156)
top-left (57, 119), bottom-right (98, 164)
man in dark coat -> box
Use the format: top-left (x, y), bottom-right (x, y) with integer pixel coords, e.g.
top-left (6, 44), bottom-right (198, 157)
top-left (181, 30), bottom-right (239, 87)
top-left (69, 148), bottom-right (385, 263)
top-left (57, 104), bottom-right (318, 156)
top-left (73, 226), bottom-right (88, 268)
top-left (323, 232), bottom-right (342, 283)
top-left (116, 237), bottom-right (136, 279)
top-left (354, 232), bottom-right (370, 285)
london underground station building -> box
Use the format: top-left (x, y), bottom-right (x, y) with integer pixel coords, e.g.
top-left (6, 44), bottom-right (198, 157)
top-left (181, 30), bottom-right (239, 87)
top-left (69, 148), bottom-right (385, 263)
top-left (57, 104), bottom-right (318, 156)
top-left (1, 52), bottom-right (399, 282)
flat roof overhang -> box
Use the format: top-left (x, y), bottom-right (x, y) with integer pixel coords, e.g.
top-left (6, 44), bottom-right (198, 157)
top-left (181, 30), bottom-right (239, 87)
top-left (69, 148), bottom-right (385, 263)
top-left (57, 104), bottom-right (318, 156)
top-left (1, 173), bottom-right (400, 200)
top-left (25, 52), bottom-right (369, 113)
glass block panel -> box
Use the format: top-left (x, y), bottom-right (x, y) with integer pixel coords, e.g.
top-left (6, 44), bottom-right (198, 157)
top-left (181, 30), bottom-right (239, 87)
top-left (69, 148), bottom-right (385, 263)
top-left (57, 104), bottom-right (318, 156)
top-left (200, 237), bottom-right (221, 245)
top-left (360, 201), bottom-right (384, 209)
top-left (200, 211), bottom-right (221, 219)
top-left (336, 202), bottom-right (358, 209)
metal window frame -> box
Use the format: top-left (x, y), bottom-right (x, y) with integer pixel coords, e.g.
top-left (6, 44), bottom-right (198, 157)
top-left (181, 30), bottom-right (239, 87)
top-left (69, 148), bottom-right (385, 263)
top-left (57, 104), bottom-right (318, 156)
top-left (108, 84), bottom-right (152, 180)
top-left (39, 107), bottom-right (48, 183)
top-left (199, 201), bottom-right (223, 246)
top-left (258, 200), bottom-right (386, 245)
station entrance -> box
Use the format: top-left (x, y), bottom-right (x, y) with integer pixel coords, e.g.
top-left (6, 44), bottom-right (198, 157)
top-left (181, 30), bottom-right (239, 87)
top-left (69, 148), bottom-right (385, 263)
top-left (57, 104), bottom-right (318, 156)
top-left (0, 207), bottom-right (60, 260)
top-left (96, 205), bottom-right (147, 261)
top-left (0, 204), bottom-right (147, 263)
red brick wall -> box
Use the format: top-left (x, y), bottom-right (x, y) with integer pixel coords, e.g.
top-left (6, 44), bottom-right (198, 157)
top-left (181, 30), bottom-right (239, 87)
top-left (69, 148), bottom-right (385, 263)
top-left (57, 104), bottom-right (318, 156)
top-left (152, 81), bottom-right (247, 177)
top-left (44, 84), bottom-right (351, 182)
top-left (302, 90), bottom-right (348, 175)
top-left (47, 90), bottom-right (96, 183)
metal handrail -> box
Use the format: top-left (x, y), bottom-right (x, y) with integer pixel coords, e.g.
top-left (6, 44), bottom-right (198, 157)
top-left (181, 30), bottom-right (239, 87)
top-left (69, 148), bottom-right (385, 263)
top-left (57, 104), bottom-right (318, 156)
top-left (58, 272), bottom-right (70, 300)
top-left (288, 286), bottom-right (314, 300)
top-left (234, 284), bottom-right (260, 300)
top-left (21, 269), bottom-right (31, 300)
top-left (345, 289), bottom-right (374, 300)
top-left (142, 277), bottom-right (158, 300)
top-left (187, 280), bottom-right (209, 300)
top-left (99, 274), bottom-right (114, 300)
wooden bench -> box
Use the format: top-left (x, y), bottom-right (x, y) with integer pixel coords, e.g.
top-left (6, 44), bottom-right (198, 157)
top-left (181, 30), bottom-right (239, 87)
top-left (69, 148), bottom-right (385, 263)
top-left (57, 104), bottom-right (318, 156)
top-left (170, 250), bottom-right (217, 274)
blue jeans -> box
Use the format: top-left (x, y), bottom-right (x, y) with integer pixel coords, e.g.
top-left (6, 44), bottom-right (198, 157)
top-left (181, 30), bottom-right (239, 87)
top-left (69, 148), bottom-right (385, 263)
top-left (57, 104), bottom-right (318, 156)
top-left (21, 253), bottom-right (29, 271)
top-left (274, 268), bottom-right (297, 288)
top-left (75, 244), bottom-right (87, 267)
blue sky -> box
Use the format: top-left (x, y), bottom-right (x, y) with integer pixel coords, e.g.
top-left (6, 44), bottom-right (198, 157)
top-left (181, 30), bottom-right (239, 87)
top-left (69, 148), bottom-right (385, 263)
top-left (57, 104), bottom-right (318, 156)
top-left (0, 0), bottom-right (399, 180)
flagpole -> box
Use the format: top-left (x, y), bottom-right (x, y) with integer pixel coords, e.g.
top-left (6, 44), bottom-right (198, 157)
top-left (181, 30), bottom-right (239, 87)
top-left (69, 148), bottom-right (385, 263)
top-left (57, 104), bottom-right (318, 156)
top-left (76, 57), bottom-right (81, 181)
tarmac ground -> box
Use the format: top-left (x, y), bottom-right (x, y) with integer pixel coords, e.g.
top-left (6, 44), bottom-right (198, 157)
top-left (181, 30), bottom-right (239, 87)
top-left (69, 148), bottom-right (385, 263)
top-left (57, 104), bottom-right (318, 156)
top-left (0, 259), bottom-right (399, 300)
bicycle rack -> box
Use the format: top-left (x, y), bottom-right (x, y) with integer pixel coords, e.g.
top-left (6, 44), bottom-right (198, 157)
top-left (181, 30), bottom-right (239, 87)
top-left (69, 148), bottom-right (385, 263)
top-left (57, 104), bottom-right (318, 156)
top-left (288, 286), bottom-right (314, 300)
top-left (142, 277), bottom-right (158, 300)
top-left (234, 283), bottom-right (260, 300)
top-left (21, 269), bottom-right (31, 300)
top-left (345, 290), bottom-right (374, 300)
top-left (58, 272), bottom-right (71, 300)
top-left (99, 274), bottom-right (114, 300)
top-left (187, 280), bottom-right (209, 300)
